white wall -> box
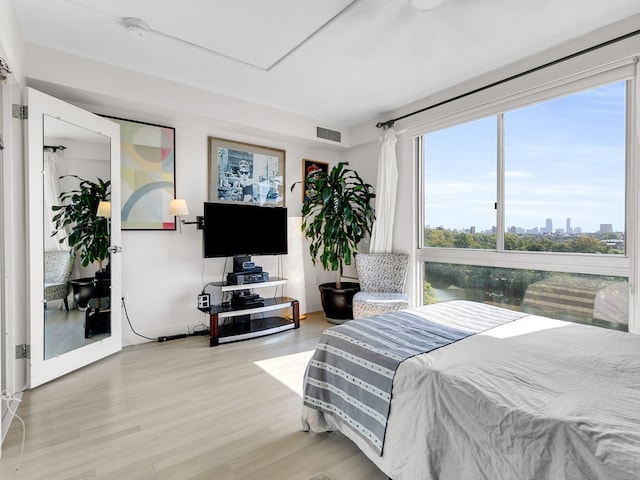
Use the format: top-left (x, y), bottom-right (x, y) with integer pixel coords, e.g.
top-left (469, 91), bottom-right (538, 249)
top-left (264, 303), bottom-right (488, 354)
top-left (20, 45), bottom-right (347, 345)
top-left (113, 120), bottom-right (340, 344)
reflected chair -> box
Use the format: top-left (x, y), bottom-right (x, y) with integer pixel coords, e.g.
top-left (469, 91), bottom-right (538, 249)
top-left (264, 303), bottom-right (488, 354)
top-left (352, 253), bottom-right (410, 320)
top-left (44, 250), bottom-right (75, 311)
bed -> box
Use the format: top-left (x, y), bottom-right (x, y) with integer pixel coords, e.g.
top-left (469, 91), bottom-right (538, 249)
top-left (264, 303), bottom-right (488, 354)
top-left (301, 300), bottom-right (640, 480)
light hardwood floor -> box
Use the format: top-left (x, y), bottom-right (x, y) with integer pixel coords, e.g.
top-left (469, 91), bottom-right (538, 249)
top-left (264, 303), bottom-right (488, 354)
top-left (0, 312), bottom-right (387, 480)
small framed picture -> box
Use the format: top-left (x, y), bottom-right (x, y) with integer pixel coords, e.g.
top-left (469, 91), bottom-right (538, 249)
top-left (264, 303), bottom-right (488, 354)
top-left (208, 137), bottom-right (285, 207)
top-left (302, 159), bottom-right (329, 203)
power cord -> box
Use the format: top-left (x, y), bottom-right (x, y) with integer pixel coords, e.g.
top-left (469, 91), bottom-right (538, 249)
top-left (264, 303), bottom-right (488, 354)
top-left (1, 390), bottom-right (25, 476)
top-left (121, 297), bottom-right (156, 341)
top-left (122, 297), bottom-right (209, 342)
top-left (190, 323), bottom-right (210, 336)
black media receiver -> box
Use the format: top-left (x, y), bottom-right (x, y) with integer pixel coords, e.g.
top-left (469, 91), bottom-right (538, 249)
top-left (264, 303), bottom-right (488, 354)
top-left (227, 272), bottom-right (269, 285)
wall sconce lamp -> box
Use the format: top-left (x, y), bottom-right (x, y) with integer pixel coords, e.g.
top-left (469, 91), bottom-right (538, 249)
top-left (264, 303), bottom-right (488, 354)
top-left (169, 199), bottom-right (204, 232)
top-left (96, 200), bottom-right (111, 234)
top-left (96, 200), bottom-right (111, 219)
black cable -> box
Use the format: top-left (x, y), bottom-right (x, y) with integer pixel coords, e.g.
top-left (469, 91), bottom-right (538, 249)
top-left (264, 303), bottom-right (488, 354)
top-left (121, 297), bottom-right (156, 341)
top-left (122, 297), bottom-right (208, 341)
top-left (190, 323), bottom-right (210, 336)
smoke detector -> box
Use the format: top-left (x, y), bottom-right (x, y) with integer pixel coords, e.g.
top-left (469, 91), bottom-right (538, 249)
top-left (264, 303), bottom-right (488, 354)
top-left (124, 17), bottom-right (149, 38)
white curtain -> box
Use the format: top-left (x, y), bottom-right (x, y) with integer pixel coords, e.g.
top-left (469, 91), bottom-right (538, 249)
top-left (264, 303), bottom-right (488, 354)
top-left (369, 126), bottom-right (398, 253)
top-left (43, 149), bottom-right (66, 251)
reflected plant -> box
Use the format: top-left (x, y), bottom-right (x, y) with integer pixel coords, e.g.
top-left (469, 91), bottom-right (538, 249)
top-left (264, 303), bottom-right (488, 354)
top-left (51, 175), bottom-right (111, 271)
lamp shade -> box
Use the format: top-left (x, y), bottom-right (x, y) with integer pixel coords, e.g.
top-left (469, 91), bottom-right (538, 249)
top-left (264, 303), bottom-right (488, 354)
top-left (96, 200), bottom-right (111, 219)
top-left (169, 198), bottom-right (190, 216)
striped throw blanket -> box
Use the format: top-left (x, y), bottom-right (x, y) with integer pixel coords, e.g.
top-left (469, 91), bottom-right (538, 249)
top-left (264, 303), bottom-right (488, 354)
top-left (303, 301), bottom-right (527, 455)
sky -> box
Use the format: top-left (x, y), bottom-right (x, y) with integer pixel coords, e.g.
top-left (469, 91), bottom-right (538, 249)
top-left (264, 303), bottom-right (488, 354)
top-left (423, 80), bottom-right (626, 234)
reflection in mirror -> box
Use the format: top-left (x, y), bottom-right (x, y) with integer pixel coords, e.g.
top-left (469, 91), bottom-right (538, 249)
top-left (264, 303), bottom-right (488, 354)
top-left (43, 115), bottom-right (111, 360)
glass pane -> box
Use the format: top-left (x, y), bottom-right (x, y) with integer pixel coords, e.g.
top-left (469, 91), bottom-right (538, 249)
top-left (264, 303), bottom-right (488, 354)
top-left (424, 262), bottom-right (628, 332)
top-left (423, 116), bottom-right (497, 249)
top-left (504, 81), bottom-right (626, 254)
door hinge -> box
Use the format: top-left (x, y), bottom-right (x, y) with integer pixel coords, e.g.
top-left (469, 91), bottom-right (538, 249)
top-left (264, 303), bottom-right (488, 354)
top-left (12, 104), bottom-right (28, 120)
top-left (16, 344), bottom-right (30, 359)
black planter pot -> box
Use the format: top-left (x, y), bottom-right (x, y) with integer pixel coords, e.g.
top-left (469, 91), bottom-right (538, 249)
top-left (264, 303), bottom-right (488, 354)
top-left (71, 274), bottom-right (111, 311)
top-left (70, 278), bottom-right (95, 311)
top-left (319, 282), bottom-right (360, 324)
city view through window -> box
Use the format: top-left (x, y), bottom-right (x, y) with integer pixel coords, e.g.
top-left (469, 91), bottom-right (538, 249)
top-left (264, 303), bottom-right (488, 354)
top-left (423, 81), bottom-right (626, 254)
top-left (420, 80), bottom-right (630, 331)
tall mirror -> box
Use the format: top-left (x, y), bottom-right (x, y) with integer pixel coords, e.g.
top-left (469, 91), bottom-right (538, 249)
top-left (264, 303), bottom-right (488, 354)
top-left (43, 115), bottom-right (112, 359)
top-left (27, 87), bottom-right (122, 388)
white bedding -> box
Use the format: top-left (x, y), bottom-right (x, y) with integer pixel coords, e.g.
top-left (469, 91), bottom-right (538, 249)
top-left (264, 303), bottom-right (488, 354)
top-left (302, 311), bottom-right (640, 480)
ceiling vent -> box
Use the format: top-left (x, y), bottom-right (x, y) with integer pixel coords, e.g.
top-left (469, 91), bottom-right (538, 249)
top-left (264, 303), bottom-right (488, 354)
top-left (316, 126), bottom-right (342, 143)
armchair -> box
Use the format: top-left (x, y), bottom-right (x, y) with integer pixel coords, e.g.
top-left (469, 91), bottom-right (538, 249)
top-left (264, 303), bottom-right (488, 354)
top-left (44, 250), bottom-right (74, 311)
top-left (352, 253), bottom-right (410, 320)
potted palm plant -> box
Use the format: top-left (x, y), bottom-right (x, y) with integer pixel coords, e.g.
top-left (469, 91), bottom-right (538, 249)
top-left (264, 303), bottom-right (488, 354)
top-left (292, 162), bottom-right (375, 321)
top-left (51, 175), bottom-right (111, 309)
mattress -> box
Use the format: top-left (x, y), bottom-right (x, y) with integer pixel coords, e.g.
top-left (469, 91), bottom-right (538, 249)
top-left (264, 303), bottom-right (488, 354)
top-left (301, 301), bottom-right (640, 480)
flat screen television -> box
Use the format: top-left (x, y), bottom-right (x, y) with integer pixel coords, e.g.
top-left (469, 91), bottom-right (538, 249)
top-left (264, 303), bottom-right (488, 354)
top-left (202, 202), bottom-right (288, 258)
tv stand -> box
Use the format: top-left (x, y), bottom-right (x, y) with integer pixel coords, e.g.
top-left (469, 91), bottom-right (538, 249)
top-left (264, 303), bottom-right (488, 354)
top-left (202, 278), bottom-right (299, 346)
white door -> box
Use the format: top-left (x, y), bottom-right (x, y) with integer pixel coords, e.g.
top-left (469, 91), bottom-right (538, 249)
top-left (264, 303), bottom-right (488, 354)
top-left (26, 88), bottom-right (122, 388)
top-left (0, 80), bottom-right (4, 446)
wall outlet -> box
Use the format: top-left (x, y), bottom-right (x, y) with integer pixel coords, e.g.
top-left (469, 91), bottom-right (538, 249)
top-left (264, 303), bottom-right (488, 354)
top-left (197, 293), bottom-right (210, 310)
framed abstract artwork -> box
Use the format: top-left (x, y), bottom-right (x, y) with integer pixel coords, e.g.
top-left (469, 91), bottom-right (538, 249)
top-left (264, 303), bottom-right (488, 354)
top-left (302, 159), bottom-right (329, 203)
top-left (207, 137), bottom-right (285, 207)
top-left (107, 116), bottom-right (176, 230)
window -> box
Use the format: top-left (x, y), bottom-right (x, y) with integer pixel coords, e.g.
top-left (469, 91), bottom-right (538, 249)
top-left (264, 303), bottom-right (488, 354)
top-left (424, 263), bottom-right (628, 332)
top-left (424, 117), bottom-right (497, 249)
top-left (423, 81), bottom-right (626, 254)
top-left (419, 77), bottom-right (632, 331)
top-left (504, 82), bottom-right (626, 253)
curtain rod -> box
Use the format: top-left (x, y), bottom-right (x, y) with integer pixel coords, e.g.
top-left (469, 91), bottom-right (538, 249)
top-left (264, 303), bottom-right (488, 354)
top-left (44, 145), bottom-right (66, 152)
top-left (376, 28), bottom-right (640, 130)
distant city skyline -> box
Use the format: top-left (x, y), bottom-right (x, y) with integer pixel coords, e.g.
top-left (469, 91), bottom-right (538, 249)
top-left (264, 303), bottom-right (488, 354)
top-left (426, 216), bottom-right (623, 236)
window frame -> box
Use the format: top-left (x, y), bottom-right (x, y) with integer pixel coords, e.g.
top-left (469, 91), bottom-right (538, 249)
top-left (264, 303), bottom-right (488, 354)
top-left (415, 61), bottom-right (637, 331)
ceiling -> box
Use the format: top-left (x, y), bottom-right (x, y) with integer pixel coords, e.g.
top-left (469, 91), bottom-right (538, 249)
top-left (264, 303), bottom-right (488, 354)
top-left (11, 0), bottom-right (640, 128)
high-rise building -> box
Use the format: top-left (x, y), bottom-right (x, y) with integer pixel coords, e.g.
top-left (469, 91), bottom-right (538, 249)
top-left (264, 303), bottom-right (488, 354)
top-left (566, 217), bottom-right (571, 233)
top-left (600, 224), bottom-right (613, 233)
